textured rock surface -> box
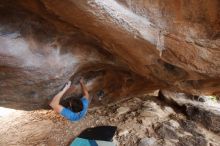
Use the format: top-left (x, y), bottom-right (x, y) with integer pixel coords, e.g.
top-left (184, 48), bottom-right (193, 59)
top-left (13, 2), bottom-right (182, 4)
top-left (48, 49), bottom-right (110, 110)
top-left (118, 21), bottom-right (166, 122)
top-left (161, 90), bottom-right (220, 134)
top-left (1, 95), bottom-right (220, 146)
top-left (0, 0), bottom-right (219, 109)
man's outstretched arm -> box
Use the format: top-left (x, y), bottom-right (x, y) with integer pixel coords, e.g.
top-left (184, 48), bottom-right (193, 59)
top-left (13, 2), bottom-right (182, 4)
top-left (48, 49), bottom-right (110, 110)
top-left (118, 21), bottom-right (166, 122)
top-left (49, 81), bottom-right (71, 113)
top-left (80, 79), bottom-right (90, 100)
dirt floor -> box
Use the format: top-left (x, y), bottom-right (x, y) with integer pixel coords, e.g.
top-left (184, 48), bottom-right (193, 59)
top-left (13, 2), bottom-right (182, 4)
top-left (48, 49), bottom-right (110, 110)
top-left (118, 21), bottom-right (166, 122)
top-left (1, 96), bottom-right (220, 146)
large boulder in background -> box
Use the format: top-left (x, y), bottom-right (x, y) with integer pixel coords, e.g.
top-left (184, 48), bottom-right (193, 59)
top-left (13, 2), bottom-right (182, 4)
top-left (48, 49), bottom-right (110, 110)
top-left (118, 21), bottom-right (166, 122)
top-left (161, 90), bottom-right (220, 134)
top-left (0, 0), bottom-right (219, 109)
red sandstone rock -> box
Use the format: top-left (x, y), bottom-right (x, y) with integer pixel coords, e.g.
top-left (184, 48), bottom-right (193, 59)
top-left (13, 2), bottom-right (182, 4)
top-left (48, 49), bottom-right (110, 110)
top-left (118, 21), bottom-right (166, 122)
top-left (0, 0), bottom-right (219, 109)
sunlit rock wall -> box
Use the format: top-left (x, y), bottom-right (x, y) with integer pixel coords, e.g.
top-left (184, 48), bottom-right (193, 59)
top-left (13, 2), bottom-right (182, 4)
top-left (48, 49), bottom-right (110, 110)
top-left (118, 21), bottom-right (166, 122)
top-left (0, 0), bottom-right (219, 109)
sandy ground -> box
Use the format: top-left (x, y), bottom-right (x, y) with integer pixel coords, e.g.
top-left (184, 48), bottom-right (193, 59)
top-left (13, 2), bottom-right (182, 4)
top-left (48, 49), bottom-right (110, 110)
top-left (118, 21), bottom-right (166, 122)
top-left (1, 96), bottom-right (220, 146)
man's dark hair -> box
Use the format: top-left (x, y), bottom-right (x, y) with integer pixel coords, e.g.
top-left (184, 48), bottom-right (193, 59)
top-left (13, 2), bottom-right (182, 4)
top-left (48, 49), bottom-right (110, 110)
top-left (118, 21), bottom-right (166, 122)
top-left (61, 97), bottom-right (83, 113)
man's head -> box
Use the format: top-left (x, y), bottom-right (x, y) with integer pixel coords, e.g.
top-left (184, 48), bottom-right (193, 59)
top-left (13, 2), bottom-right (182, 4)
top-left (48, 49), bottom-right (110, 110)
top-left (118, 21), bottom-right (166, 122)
top-left (61, 97), bottom-right (83, 112)
top-left (69, 98), bottom-right (83, 112)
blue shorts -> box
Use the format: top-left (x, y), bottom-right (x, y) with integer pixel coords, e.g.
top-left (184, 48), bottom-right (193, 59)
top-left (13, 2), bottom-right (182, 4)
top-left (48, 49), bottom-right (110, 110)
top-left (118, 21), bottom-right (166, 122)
top-left (61, 97), bottom-right (89, 121)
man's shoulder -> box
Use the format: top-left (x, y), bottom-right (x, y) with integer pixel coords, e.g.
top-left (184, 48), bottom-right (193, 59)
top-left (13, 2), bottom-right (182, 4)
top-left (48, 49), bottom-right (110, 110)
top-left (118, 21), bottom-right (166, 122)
top-left (81, 97), bottom-right (89, 106)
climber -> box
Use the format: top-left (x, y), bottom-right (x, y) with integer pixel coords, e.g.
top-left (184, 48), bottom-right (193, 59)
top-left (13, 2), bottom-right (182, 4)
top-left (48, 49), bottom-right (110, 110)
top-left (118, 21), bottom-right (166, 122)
top-left (49, 79), bottom-right (90, 121)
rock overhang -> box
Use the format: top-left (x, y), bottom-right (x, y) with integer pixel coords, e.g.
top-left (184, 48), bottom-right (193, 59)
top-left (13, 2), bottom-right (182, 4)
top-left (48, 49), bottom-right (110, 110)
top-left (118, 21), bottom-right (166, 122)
top-left (0, 0), bottom-right (219, 109)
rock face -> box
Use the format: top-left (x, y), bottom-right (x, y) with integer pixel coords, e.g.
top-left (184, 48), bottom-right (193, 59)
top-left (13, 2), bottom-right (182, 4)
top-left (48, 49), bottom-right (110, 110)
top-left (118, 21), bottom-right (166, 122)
top-left (186, 105), bottom-right (220, 133)
top-left (0, 0), bottom-right (219, 109)
top-left (161, 90), bottom-right (220, 134)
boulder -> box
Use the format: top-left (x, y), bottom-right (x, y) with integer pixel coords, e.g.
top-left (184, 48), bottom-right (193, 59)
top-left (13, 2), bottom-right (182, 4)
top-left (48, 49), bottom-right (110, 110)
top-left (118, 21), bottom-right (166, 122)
top-left (117, 107), bottom-right (130, 116)
top-left (138, 137), bottom-right (157, 146)
top-left (0, 0), bottom-right (219, 109)
top-left (156, 120), bottom-right (208, 146)
top-left (162, 90), bottom-right (220, 134)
